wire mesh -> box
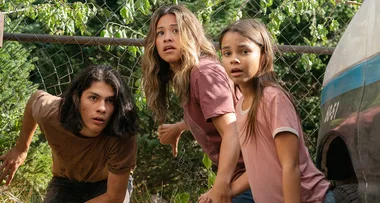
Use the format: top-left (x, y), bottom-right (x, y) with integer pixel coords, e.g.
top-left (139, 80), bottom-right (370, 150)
top-left (0, 0), bottom-right (363, 202)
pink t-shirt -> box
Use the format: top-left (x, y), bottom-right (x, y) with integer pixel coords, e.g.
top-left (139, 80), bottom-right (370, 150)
top-left (236, 86), bottom-right (330, 203)
top-left (183, 57), bottom-right (245, 181)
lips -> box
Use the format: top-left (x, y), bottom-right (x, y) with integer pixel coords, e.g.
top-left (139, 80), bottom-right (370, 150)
top-left (163, 45), bottom-right (175, 51)
top-left (231, 68), bottom-right (243, 73)
top-left (92, 117), bottom-right (106, 125)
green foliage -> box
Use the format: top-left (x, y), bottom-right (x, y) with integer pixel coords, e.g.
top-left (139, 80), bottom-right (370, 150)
top-left (0, 0), bottom-right (365, 202)
top-left (173, 192), bottom-right (190, 203)
top-left (202, 154), bottom-right (215, 189)
top-left (0, 42), bottom-right (37, 139)
top-left (2, 1), bottom-right (97, 35)
top-left (0, 41), bottom-right (52, 202)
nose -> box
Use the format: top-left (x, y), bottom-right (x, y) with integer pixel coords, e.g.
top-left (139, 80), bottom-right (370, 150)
top-left (97, 100), bottom-right (106, 113)
top-left (230, 54), bottom-right (240, 65)
top-left (163, 32), bottom-right (173, 43)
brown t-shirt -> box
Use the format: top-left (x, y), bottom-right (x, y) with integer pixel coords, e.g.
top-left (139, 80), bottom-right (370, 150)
top-left (32, 90), bottom-right (137, 182)
top-left (184, 57), bottom-right (245, 181)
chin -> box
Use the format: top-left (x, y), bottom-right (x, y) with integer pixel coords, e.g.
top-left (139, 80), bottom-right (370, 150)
top-left (163, 56), bottom-right (181, 63)
top-left (88, 127), bottom-right (105, 135)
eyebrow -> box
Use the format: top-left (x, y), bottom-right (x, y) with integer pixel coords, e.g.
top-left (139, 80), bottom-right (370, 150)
top-left (156, 24), bottom-right (178, 30)
top-left (86, 91), bottom-right (115, 98)
top-left (221, 46), bottom-right (230, 50)
top-left (221, 44), bottom-right (251, 50)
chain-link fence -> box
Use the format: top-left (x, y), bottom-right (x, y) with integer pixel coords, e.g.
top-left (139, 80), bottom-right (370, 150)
top-left (0, 0), bottom-right (362, 202)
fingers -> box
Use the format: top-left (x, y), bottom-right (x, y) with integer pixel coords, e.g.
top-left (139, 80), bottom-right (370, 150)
top-left (171, 143), bottom-right (178, 157)
top-left (0, 159), bottom-right (6, 173)
top-left (157, 125), bottom-right (163, 133)
top-left (158, 134), bottom-right (167, 145)
top-left (198, 195), bottom-right (212, 203)
top-left (6, 168), bottom-right (15, 186)
top-left (0, 164), bottom-right (9, 185)
top-left (157, 130), bottom-right (171, 145)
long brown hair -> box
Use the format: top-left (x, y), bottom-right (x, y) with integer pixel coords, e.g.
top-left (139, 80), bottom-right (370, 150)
top-left (219, 19), bottom-right (296, 143)
top-left (142, 5), bottom-right (216, 123)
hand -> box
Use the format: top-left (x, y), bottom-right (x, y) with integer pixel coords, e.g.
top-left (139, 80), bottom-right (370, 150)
top-left (0, 147), bottom-right (28, 186)
top-left (198, 189), bottom-right (212, 203)
top-left (198, 184), bottom-right (232, 203)
top-left (157, 123), bottom-right (182, 157)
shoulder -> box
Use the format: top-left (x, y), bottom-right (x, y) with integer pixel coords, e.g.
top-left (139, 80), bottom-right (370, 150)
top-left (192, 57), bottom-right (225, 76)
top-left (262, 86), bottom-right (289, 101)
top-left (32, 90), bottom-right (61, 121)
top-left (32, 90), bottom-right (59, 102)
top-left (261, 86), bottom-right (297, 116)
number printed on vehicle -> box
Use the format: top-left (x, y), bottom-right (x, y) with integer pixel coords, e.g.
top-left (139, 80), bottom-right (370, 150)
top-left (324, 102), bottom-right (340, 123)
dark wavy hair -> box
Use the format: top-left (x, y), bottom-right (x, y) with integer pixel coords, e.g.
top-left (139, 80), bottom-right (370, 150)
top-left (59, 65), bottom-right (138, 138)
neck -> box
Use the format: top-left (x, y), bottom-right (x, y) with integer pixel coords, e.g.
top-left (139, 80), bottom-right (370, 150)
top-left (170, 62), bottom-right (182, 73)
top-left (239, 83), bottom-right (255, 109)
top-left (239, 82), bottom-right (255, 100)
top-left (79, 128), bottom-right (99, 138)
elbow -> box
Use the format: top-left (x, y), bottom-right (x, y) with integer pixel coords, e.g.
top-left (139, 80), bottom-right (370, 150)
top-left (282, 163), bottom-right (300, 175)
top-left (108, 193), bottom-right (126, 203)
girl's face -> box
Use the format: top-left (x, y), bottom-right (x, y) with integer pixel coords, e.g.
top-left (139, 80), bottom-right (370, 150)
top-left (155, 14), bottom-right (182, 68)
top-left (79, 81), bottom-right (115, 137)
top-left (221, 31), bottom-right (262, 87)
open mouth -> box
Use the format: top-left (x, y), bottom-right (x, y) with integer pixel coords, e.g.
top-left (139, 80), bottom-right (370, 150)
top-left (164, 46), bottom-right (175, 51)
top-left (231, 68), bottom-right (243, 73)
top-left (93, 117), bottom-right (105, 123)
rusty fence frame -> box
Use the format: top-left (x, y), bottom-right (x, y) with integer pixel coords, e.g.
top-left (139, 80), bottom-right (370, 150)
top-left (3, 33), bottom-right (335, 55)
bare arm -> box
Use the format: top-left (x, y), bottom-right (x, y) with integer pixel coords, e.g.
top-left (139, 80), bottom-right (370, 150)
top-left (230, 172), bottom-right (250, 197)
top-left (0, 91), bottom-right (41, 185)
top-left (175, 120), bottom-right (188, 132)
top-left (200, 113), bottom-right (240, 202)
top-left (86, 170), bottom-right (130, 203)
top-left (274, 132), bottom-right (301, 203)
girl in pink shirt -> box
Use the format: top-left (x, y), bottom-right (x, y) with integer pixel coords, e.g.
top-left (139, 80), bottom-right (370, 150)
top-left (219, 19), bottom-right (335, 203)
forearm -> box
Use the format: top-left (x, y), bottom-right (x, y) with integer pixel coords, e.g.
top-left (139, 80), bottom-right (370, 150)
top-left (15, 92), bottom-right (39, 152)
top-left (86, 193), bottom-right (110, 203)
top-left (231, 172), bottom-right (250, 197)
top-left (214, 132), bottom-right (240, 186)
top-left (282, 166), bottom-right (301, 203)
top-left (86, 193), bottom-right (124, 203)
top-left (86, 171), bottom-right (129, 203)
top-left (176, 120), bottom-right (188, 132)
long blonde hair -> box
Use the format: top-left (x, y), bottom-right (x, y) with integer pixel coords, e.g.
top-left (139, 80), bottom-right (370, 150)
top-left (219, 19), bottom-right (296, 143)
top-left (142, 5), bottom-right (216, 123)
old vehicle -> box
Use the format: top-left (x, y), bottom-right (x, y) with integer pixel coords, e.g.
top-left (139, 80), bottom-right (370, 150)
top-left (316, 0), bottom-right (380, 202)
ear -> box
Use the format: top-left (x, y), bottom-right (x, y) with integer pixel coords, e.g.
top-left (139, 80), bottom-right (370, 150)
top-left (260, 51), bottom-right (265, 67)
top-left (72, 93), bottom-right (79, 106)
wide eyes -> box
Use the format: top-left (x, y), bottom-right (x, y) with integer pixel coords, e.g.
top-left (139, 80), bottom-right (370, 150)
top-left (87, 95), bottom-right (114, 104)
top-left (222, 51), bottom-right (231, 57)
top-left (106, 98), bottom-right (114, 104)
top-left (242, 50), bottom-right (250, 55)
top-left (221, 50), bottom-right (250, 57)
top-left (156, 28), bottom-right (179, 36)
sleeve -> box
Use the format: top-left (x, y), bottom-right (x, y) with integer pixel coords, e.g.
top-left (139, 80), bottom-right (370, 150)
top-left (195, 63), bottom-right (236, 121)
top-left (263, 89), bottom-right (300, 138)
top-left (31, 90), bottom-right (54, 124)
top-left (108, 135), bottom-right (138, 174)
